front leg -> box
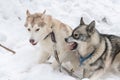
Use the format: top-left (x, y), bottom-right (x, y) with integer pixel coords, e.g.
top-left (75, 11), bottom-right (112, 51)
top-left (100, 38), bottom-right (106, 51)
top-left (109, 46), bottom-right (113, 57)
top-left (89, 68), bottom-right (104, 80)
top-left (82, 68), bottom-right (104, 80)
top-left (83, 68), bottom-right (93, 78)
top-left (52, 51), bottom-right (72, 70)
top-left (52, 59), bottom-right (60, 70)
top-left (38, 51), bottom-right (50, 64)
top-left (51, 51), bottom-right (66, 70)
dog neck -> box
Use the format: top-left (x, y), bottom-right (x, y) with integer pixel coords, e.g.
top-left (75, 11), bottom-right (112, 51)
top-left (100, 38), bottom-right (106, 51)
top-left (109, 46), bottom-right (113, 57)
top-left (43, 25), bottom-right (56, 43)
top-left (79, 49), bottom-right (95, 66)
top-left (85, 37), bottom-right (106, 65)
top-left (79, 31), bottom-right (106, 65)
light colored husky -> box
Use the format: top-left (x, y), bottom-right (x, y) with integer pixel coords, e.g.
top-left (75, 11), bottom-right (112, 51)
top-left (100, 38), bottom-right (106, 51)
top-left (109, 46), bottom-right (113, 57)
top-left (65, 17), bottom-right (120, 80)
top-left (24, 10), bottom-right (80, 73)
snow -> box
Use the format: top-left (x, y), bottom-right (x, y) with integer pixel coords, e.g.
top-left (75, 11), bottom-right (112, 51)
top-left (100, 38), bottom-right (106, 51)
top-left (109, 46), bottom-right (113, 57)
top-left (0, 0), bottom-right (120, 80)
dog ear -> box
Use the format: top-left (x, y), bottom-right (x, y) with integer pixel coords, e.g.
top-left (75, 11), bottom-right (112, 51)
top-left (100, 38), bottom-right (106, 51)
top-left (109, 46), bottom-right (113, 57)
top-left (26, 10), bottom-right (31, 16)
top-left (41, 10), bottom-right (46, 20)
top-left (87, 20), bottom-right (95, 33)
top-left (42, 10), bottom-right (46, 15)
top-left (80, 17), bottom-right (85, 25)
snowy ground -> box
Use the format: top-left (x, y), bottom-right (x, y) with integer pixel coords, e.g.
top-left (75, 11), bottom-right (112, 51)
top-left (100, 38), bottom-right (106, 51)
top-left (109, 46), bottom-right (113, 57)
top-left (0, 0), bottom-right (120, 80)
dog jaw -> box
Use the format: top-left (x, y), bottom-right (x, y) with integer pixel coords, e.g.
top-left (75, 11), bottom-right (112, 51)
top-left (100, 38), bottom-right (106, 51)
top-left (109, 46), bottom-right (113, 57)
top-left (65, 38), bottom-right (78, 50)
top-left (66, 42), bottom-right (78, 50)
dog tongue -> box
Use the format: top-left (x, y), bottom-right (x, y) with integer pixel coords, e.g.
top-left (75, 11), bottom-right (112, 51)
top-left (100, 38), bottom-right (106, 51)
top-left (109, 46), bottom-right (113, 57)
top-left (68, 42), bottom-right (75, 50)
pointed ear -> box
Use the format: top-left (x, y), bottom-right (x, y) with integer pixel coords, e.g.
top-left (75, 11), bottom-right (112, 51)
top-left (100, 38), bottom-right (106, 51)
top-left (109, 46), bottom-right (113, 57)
top-left (26, 10), bottom-right (31, 16)
top-left (41, 10), bottom-right (46, 20)
top-left (80, 17), bottom-right (85, 25)
top-left (42, 10), bottom-right (46, 15)
top-left (87, 20), bottom-right (95, 33)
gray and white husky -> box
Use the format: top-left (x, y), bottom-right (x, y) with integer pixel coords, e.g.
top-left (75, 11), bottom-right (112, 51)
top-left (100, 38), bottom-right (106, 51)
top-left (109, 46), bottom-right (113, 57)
top-left (65, 17), bottom-right (120, 80)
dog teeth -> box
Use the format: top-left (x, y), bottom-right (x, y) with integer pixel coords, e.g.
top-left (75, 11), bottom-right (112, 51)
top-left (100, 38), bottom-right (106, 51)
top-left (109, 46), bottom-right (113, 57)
top-left (66, 42), bottom-right (76, 50)
top-left (67, 42), bottom-right (74, 46)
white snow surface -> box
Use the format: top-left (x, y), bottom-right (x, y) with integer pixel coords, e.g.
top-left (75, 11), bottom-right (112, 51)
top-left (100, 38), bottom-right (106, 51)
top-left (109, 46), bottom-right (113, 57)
top-left (0, 0), bottom-right (120, 80)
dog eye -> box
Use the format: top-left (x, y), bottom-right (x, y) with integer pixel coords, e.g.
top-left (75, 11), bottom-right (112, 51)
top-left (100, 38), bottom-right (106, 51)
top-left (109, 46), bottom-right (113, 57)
top-left (74, 34), bottom-right (79, 39)
top-left (35, 29), bottom-right (40, 32)
top-left (28, 28), bottom-right (31, 31)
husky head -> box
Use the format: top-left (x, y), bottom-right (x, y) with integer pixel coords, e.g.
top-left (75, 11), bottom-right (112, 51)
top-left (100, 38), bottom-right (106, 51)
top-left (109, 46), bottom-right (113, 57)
top-left (65, 17), bottom-right (100, 57)
top-left (24, 10), bottom-right (53, 45)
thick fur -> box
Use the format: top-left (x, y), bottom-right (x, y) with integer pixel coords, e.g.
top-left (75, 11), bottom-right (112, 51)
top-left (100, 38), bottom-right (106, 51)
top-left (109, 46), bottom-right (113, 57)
top-left (65, 17), bottom-right (120, 80)
top-left (24, 10), bottom-right (80, 72)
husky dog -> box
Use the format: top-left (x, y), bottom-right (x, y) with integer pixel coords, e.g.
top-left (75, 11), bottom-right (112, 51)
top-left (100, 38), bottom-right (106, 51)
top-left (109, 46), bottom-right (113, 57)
top-left (65, 17), bottom-right (120, 80)
top-left (24, 10), bottom-right (80, 72)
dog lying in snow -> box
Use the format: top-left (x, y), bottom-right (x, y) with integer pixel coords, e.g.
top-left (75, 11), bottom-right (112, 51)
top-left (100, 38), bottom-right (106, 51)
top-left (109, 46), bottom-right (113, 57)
top-left (65, 17), bottom-right (120, 80)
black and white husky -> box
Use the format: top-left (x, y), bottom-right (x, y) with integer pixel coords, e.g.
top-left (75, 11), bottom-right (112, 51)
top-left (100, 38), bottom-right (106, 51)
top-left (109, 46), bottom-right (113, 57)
top-left (65, 17), bottom-right (120, 80)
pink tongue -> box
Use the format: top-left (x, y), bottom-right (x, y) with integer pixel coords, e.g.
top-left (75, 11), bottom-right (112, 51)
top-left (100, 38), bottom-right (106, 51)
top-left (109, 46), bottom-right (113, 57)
top-left (70, 46), bottom-right (74, 50)
top-left (68, 42), bottom-right (75, 50)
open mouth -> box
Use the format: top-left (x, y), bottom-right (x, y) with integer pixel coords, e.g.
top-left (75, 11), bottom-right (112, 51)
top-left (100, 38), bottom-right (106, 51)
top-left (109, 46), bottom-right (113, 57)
top-left (67, 42), bottom-right (78, 50)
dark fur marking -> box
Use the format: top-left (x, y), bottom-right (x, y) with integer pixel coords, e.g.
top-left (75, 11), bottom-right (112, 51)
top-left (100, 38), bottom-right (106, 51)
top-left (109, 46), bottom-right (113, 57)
top-left (102, 37), bottom-right (109, 61)
top-left (90, 37), bottom-right (107, 66)
top-left (102, 34), bottom-right (120, 63)
top-left (72, 26), bottom-right (80, 37)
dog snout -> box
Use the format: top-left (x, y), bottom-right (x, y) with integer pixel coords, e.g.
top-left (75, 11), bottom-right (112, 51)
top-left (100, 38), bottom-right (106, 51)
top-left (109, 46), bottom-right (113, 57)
top-left (65, 38), bottom-right (68, 42)
top-left (29, 39), bottom-right (35, 44)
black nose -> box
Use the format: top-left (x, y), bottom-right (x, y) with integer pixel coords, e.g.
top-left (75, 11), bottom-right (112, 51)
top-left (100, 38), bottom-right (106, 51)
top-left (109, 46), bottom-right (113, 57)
top-left (65, 38), bottom-right (68, 42)
top-left (29, 39), bottom-right (35, 43)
